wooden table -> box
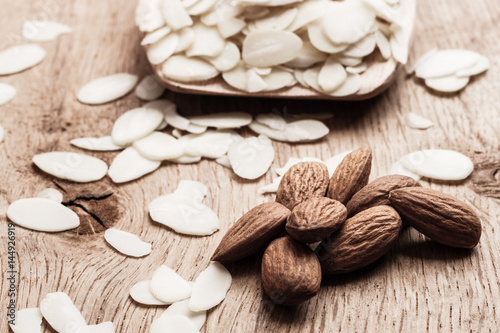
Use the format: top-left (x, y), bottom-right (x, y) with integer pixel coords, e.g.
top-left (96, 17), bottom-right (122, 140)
top-left (1, 0), bottom-right (499, 332)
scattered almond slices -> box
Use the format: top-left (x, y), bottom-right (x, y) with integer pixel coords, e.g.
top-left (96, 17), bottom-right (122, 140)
top-left (0, 44), bottom-right (46, 75)
top-left (70, 136), bottom-right (125, 151)
top-left (22, 21), bottom-right (72, 42)
top-left (455, 55), bottom-right (490, 77)
top-left (389, 158), bottom-right (421, 181)
top-left (7, 198), bottom-right (80, 232)
top-left (227, 135), bottom-right (275, 179)
top-left (188, 112), bottom-right (252, 129)
top-left (33, 152), bottom-right (108, 182)
top-left (36, 188), bottom-right (63, 203)
top-left (424, 75), bottom-right (469, 93)
top-left (133, 131), bottom-right (184, 160)
top-left (189, 262), bottom-right (232, 311)
top-left (9, 308), bottom-right (43, 333)
top-left (104, 228), bottom-right (152, 257)
top-left (108, 147), bottom-right (161, 183)
top-left (150, 265), bottom-right (193, 303)
top-left (130, 280), bottom-right (171, 305)
top-left (135, 74), bottom-right (166, 100)
top-left (160, 299), bottom-right (207, 330)
top-left (77, 73), bottom-right (139, 105)
top-left (0, 82), bottom-right (16, 105)
top-left (399, 149), bottom-right (473, 181)
top-left (179, 130), bottom-right (237, 159)
top-left (111, 107), bottom-right (164, 146)
top-left (405, 112), bottom-right (433, 130)
top-left (249, 114), bottom-right (330, 142)
top-left (39, 292), bottom-right (87, 332)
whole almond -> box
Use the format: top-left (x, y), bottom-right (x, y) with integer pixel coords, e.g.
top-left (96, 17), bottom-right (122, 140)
top-left (286, 197), bottom-right (347, 244)
top-left (327, 147), bottom-right (372, 205)
top-left (389, 187), bottom-right (481, 248)
top-left (262, 236), bottom-right (321, 306)
top-left (346, 175), bottom-right (422, 217)
top-left (316, 205), bottom-right (402, 275)
top-left (212, 202), bottom-right (290, 262)
top-left (276, 161), bottom-right (329, 210)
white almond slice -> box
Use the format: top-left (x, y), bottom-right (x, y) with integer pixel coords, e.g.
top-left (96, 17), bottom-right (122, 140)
top-left (144, 98), bottom-right (176, 116)
top-left (251, 8), bottom-right (298, 31)
top-left (375, 31), bottom-right (391, 60)
top-left (135, 2), bottom-right (165, 32)
top-left (80, 322), bottom-right (115, 333)
top-left (180, 131), bottom-right (233, 158)
top-left (346, 63), bottom-right (367, 74)
top-left (0, 82), bottom-right (16, 105)
top-left (217, 18), bottom-right (246, 38)
top-left (161, 0), bottom-right (193, 30)
top-left (302, 66), bottom-right (323, 91)
top-left (405, 112), bottom-right (433, 130)
top-left (33, 152), bottom-right (107, 182)
top-left (186, 24), bottom-right (225, 57)
top-left (77, 73), bottom-right (138, 105)
top-left (254, 67), bottom-right (273, 76)
top-left (255, 113), bottom-right (287, 130)
top-left (267, 0), bottom-right (301, 6)
top-left (104, 228), bottom-right (152, 257)
top-left (286, 1), bottom-right (328, 32)
top-left (23, 21), bottom-right (72, 42)
top-left (260, 178), bottom-right (281, 193)
top-left (246, 68), bottom-right (268, 93)
top-left (133, 132), bottom-right (184, 160)
top-left (40, 292), bottom-right (87, 333)
top-left (147, 33), bottom-right (180, 65)
top-left (149, 193), bottom-right (220, 235)
top-left (157, 119), bottom-right (169, 130)
top-left (415, 49), bottom-right (481, 79)
top-left (164, 106), bottom-right (190, 130)
top-left (172, 128), bottom-right (182, 138)
top-left (248, 121), bottom-right (287, 141)
top-left (150, 265), bottom-right (193, 303)
top-left (189, 112), bottom-right (252, 128)
top-left (456, 55), bottom-right (489, 77)
top-left (389, 159), bottom-right (421, 181)
top-left (307, 20), bottom-right (349, 54)
top-left (242, 30), bottom-right (303, 67)
top-left (187, 0), bottom-right (219, 15)
top-left (168, 154), bottom-right (202, 164)
top-left (189, 262), bottom-right (232, 312)
top-left (161, 299), bottom-right (206, 330)
top-left (263, 68), bottom-right (295, 91)
top-left (222, 62), bottom-right (247, 91)
top-left (406, 47), bottom-right (438, 75)
top-left (108, 147), bottom-right (161, 183)
top-left (318, 57), bottom-right (347, 93)
top-left (400, 149), bottom-right (473, 181)
top-left (111, 107), bottom-right (164, 146)
top-left (182, 0), bottom-right (200, 8)
top-left (150, 315), bottom-right (199, 333)
top-left (294, 69), bottom-right (309, 88)
top-left (130, 280), bottom-right (170, 305)
top-left (135, 75), bottom-right (165, 101)
top-left (9, 308), bottom-right (42, 333)
top-left (228, 135), bottom-right (275, 179)
top-left (324, 150), bottom-right (352, 177)
top-left (36, 188), bottom-right (63, 203)
top-left (175, 27), bottom-right (195, 52)
top-left (7, 198), bottom-right (79, 232)
top-left (162, 55), bottom-right (219, 82)
top-left (174, 180), bottom-right (208, 201)
top-left (335, 55), bottom-right (363, 67)
top-left (322, 1), bottom-right (375, 44)
top-left (141, 26), bottom-right (172, 46)
top-left (70, 136), bottom-right (125, 151)
top-left (185, 123), bottom-right (208, 134)
top-left (284, 40), bottom-right (327, 69)
top-left (360, 0), bottom-right (401, 24)
top-left (425, 75), bottom-right (469, 93)
top-left (342, 33), bottom-right (377, 58)
top-left (389, 34), bottom-right (408, 64)
top-left (215, 155), bottom-right (232, 168)
top-left (283, 119), bottom-right (329, 142)
top-left (201, 3), bottom-right (244, 26)
top-left (204, 42), bottom-right (240, 72)
top-left (0, 44), bottom-right (46, 75)
top-left (328, 73), bottom-right (362, 97)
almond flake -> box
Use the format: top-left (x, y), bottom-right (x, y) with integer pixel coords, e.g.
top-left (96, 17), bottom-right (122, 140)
top-left (111, 107), bottom-right (164, 146)
top-left (407, 47), bottom-right (437, 75)
top-left (161, 0), bottom-right (193, 30)
top-left (175, 27), bottom-right (196, 52)
top-left (248, 121), bottom-right (287, 141)
top-left (342, 33), bottom-right (376, 58)
top-left (9, 308), bottom-right (42, 333)
top-left (228, 135), bottom-right (275, 179)
top-left (36, 188), bottom-right (63, 203)
top-left (81, 322), bottom-right (115, 333)
top-left (77, 73), bottom-right (138, 105)
top-left (150, 315), bottom-right (199, 333)
top-left (250, 7), bottom-right (298, 31)
top-left (203, 42), bottom-right (240, 72)
top-left (136, 1), bottom-right (165, 32)
top-left (189, 262), bottom-right (232, 312)
top-left (284, 40), bottom-right (327, 68)
top-left (0, 44), bottom-right (46, 75)
top-left (160, 299), bottom-right (206, 330)
top-left (141, 26), bottom-right (172, 45)
top-left (164, 106), bottom-right (190, 130)
top-left (255, 113), bottom-right (287, 130)
top-left (217, 17), bottom-right (246, 38)
top-left (186, 123), bottom-right (208, 134)
top-left (187, 0), bottom-right (219, 15)
top-left (174, 180), bottom-right (208, 201)
top-left (389, 159), bottom-right (421, 181)
top-left (179, 130), bottom-right (234, 158)
top-left (215, 155), bottom-right (232, 168)
top-left (283, 119), bottom-right (329, 141)
top-left (400, 149), bottom-right (473, 181)
top-left (318, 56), bottom-right (347, 92)
top-left (307, 20), bottom-right (349, 54)
top-left (263, 67), bottom-right (296, 91)
top-left (135, 75), bottom-right (166, 100)
top-left (186, 24), bottom-right (225, 57)
top-left (346, 62), bottom-right (367, 74)
top-left (147, 33), bottom-right (180, 65)
top-left (415, 49), bottom-right (481, 79)
top-left (425, 75), bottom-right (469, 93)
top-left (22, 21), bottom-right (72, 42)
top-left (33, 152), bottom-right (107, 182)
top-left (162, 55), bottom-right (219, 82)
top-left (70, 136), bottom-right (125, 151)
top-left (189, 112), bottom-right (252, 128)
top-left (286, 1), bottom-right (328, 32)
top-left (0, 83), bottom-right (16, 106)
top-left (150, 265), bottom-right (193, 303)
top-left (108, 147), bottom-right (161, 183)
top-left (375, 31), bottom-right (391, 59)
top-left (7, 198), bottom-right (79, 232)
top-left (242, 30), bottom-right (303, 67)
top-left (324, 150), bottom-right (352, 177)
top-left (40, 292), bottom-right (87, 333)
top-left (130, 280), bottom-right (170, 305)
top-left (329, 73), bottom-right (362, 96)
top-left (104, 228), bottom-right (152, 257)
top-left (322, 1), bottom-right (375, 44)
top-left (222, 62), bottom-right (247, 91)
top-left (168, 155), bottom-right (202, 164)
top-left (455, 55), bottom-right (489, 77)
top-left (133, 132), bottom-right (184, 160)
top-left (405, 112), bottom-right (433, 130)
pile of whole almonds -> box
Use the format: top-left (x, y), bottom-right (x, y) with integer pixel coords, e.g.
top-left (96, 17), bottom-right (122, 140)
top-left (212, 147), bottom-right (482, 305)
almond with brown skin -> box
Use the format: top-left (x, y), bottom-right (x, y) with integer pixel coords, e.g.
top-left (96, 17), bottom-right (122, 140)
top-left (316, 205), bottom-right (402, 275)
top-left (286, 197), bottom-right (347, 244)
top-left (262, 236), bottom-right (321, 306)
top-left (389, 187), bottom-right (481, 248)
top-left (211, 202), bottom-right (290, 262)
top-left (276, 161), bottom-right (329, 210)
top-left (346, 175), bottom-right (422, 217)
top-left (327, 147), bottom-right (372, 205)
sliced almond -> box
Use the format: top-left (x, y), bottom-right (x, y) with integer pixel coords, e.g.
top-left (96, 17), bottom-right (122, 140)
top-left (263, 67), bottom-right (296, 91)
top-left (283, 119), bottom-right (329, 142)
top-left (189, 262), bottom-right (232, 311)
top-left (160, 299), bottom-right (206, 330)
top-left (136, 1), bottom-right (165, 32)
top-left (135, 75), bottom-right (166, 100)
top-left (179, 130), bottom-right (233, 158)
top-left (164, 106), bottom-right (190, 130)
top-left (286, 0), bottom-right (328, 32)
top-left (141, 26), bottom-right (172, 46)
top-left (389, 159), bottom-right (421, 181)
top-left (308, 20), bottom-right (349, 54)
top-left (405, 112), bottom-right (433, 130)
top-left (162, 55), bottom-right (219, 82)
top-left (189, 112), bottom-right (252, 128)
top-left (215, 155), bottom-right (231, 168)
top-left (174, 180), bottom-right (208, 201)
top-left (242, 30), bottom-right (303, 67)
top-left (0, 82), bottom-right (16, 106)
top-left (77, 73), bottom-right (138, 105)
top-left (318, 56), bottom-right (347, 93)
top-left (70, 136), bottom-right (125, 151)
top-left (9, 308), bottom-right (43, 333)
top-left (40, 292), bottom-right (86, 332)
top-left (456, 55), bottom-right (489, 77)
top-left (150, 315), bottom-right (199, 333)
top-left (217, 17), bottom-right (246, 38)
top-left (22, 21), bottom-right (72, 42)
top-left (329, 73), bottom-right (362, 97)
top-left (161, 0), bottom-right (193, 30)
top-left (342, 33), bottom-right (376, 58)
top-left (322, 1), bottom-right (375, 44)
top-left (0, 44), bottom-right (46, 75)
top-left (246, 68), bottom-right (268, 93)
top-left (187, 0), bottom-right (219, 15)
top-left (150, 265), bottom-right (192, 303)
top-left (221, 61), bottom-right (247, 91)
top-left (104, 228), bottom-right (152, 257)
top-left (185, 123), bottom-right (208, 134)
top-left (284, 40), bottom-right (327, 68)
top-left (147, 33), bottom-right (180, 65)
top-left (250, 7), bottom-right (298, 31)
top-left (175, 27), bottom-right (195, 52)
top-left (186, 24), bottom-right (225, 57)
top-left (346, 62), bottom-right (367, 74)
top-left (255, 113), bottom-right (287, 130)
top-left (425, 75), bottom-right (469, 93)
top-left (130, 280), bottom-right (170, 305)
top-left (227, 135), bottom-right (275, 179)
top-left (415, 49), bottom-right (481, 79)
top-left (375, 30), bottom-right (391, 59)
top-left (33, 152), bottom-right (107, 183)
top-left (133, 132), bottom-right (184, 160)
top-left (36, 188), bottom-right (63, 203)
top-left (203, 42), bottom-right (240, 72)
top-left (108, 147), bottom-right (161, 183)
top-left (111, 107), bottom-right (164, 146)
top-left (407, 47), bottom-right (437, 75)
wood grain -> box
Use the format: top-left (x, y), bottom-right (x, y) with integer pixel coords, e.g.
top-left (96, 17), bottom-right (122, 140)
top-left (0, 0), bottom-right (499, 332)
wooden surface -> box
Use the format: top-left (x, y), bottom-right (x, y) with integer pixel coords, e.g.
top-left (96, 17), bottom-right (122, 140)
top-left (1, 0), bottom-right (499, 332)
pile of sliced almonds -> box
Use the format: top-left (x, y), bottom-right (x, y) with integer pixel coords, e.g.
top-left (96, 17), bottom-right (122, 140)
top-left (411, 48), bottom-right (489, 93)
top-left (136, 0), bottom-right (410, 95)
